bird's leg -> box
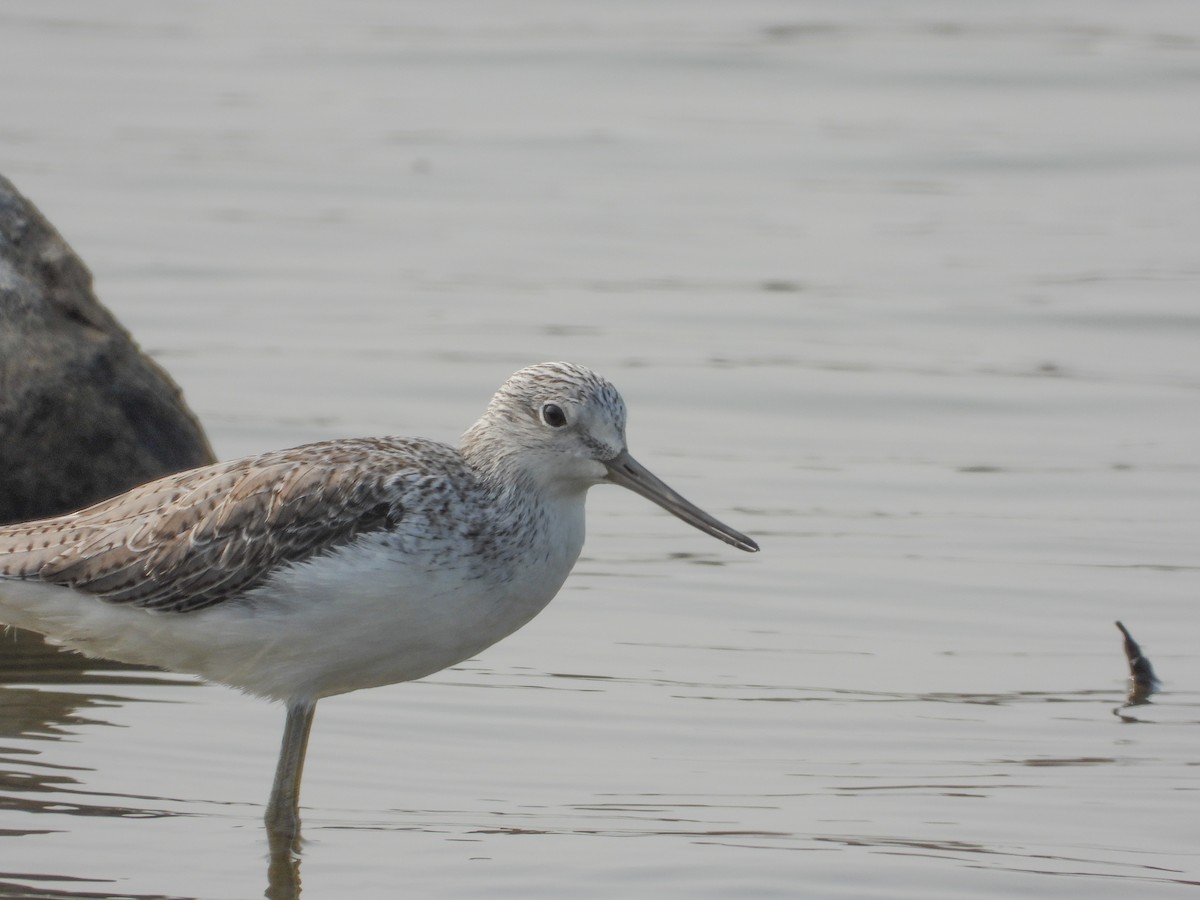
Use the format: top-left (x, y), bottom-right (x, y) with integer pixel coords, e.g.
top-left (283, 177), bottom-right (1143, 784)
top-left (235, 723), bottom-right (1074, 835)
top-left (265, 699), bottom-right (317, 841)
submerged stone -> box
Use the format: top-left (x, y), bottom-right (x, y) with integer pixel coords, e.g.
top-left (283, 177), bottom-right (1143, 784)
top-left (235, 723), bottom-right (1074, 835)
top-left (0, 174), bottom-right (215, 525)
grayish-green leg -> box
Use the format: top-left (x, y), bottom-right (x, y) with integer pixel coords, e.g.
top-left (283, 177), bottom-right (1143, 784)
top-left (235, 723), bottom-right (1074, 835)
top-left (265, 700), bottom-right (317, 842)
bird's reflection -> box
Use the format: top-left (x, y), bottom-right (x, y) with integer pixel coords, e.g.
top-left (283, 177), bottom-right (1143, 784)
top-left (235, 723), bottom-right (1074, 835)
top-left (2, 629), bottom-right (309, 897)
top-left (266, 825), bottom-right (304, 900)
top-left (0, 629), bottom-right (183, 809)
top-left (0, 630), bottom-right (204, 896)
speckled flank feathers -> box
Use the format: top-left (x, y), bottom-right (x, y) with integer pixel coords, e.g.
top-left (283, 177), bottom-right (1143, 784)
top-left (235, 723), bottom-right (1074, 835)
top-left (0, 438), bottom-right (456, 612)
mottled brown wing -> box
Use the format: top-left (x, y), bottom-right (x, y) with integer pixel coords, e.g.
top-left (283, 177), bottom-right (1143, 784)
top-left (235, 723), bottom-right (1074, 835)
top-left (0, 438), bottom-right (448, 612)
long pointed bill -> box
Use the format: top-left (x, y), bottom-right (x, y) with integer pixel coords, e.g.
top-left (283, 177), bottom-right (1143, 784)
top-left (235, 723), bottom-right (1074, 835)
top-left (603, 450), bottom-right (759, 552)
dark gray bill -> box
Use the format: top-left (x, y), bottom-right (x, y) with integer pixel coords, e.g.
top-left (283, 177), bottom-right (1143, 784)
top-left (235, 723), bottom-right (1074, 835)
top-left (603, 450), bottom-right (759, 552)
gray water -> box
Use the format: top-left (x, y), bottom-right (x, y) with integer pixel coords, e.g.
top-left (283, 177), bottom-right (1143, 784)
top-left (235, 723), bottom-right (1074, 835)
top-left (1, 2), bottom-right (1198, 897)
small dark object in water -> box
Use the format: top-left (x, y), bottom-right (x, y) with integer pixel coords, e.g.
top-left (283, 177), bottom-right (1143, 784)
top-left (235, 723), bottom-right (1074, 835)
top-left (1115, 620), bottom-right (1159, 706)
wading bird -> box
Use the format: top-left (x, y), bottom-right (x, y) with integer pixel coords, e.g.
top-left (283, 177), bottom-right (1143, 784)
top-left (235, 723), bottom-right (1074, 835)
top-left (0, 362), bottom-right (758, 838)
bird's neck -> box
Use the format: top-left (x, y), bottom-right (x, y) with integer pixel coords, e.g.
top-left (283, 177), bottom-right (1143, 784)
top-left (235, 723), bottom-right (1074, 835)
top-left (459, 418), bottom-right (589, 547)
top-left (461, 417), bottom-right (526, 489)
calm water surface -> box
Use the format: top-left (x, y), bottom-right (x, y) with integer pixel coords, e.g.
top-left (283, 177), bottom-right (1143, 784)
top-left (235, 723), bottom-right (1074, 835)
top-left (1, 2), bottom-right (1198, 897)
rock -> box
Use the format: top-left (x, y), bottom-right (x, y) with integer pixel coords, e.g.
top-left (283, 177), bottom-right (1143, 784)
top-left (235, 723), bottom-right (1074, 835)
top-left (0, 174), bottom-right (215, 525)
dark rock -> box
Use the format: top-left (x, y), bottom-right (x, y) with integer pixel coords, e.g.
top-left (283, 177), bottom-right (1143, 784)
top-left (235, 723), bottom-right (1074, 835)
top-left (0, 174), bottom-right (216, 525)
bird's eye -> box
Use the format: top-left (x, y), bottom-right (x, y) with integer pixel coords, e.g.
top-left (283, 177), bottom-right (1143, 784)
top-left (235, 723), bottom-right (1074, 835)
top-left (541, 403), bottom-right (568, 428)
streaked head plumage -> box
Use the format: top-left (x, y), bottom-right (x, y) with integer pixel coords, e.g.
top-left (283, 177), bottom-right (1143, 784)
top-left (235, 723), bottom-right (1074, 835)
top-left (463, 362), bottom-right (628, 486)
